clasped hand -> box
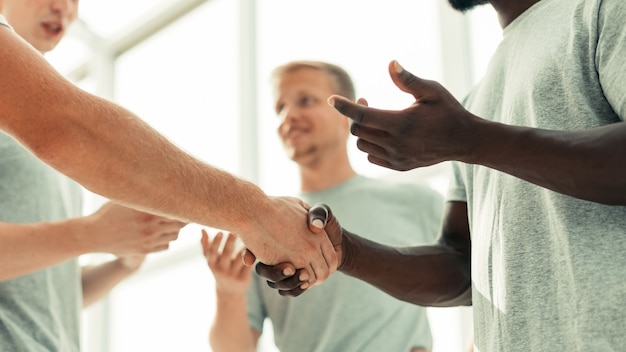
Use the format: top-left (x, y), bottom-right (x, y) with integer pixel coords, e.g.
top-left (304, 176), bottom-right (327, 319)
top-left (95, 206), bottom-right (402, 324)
top-left (252, 203), bottom-right (345, 297)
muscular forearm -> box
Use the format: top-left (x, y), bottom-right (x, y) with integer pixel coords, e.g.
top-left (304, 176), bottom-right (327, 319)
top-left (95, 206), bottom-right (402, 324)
top-left (81, 259), bottom-right (138, 307)
top-left (0, 220), bottom-right (93, 281)
top-left (0, 28), bottom-right (268, 237)
top-left (468, 119), bottom-right (626, 205)
top-left (339, 231), bottom-right (471, 307)
top-left (210, 292), bottom-right (258, 352)
top-left (1, 29), bottom-right (337, 278)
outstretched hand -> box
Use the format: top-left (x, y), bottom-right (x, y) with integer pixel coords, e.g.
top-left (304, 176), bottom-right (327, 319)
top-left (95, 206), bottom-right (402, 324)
top-left (328, 60), bottom-right (478, 171)
top-left (254, 203), bottom-right (345, 297)
top-left (202, 230), bottom-right (253, 295)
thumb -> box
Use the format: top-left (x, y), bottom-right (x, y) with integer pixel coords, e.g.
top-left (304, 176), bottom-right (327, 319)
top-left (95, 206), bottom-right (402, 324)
top-left (241, 248), bottom-right (256, 266)
top-left (388, 60), bottom-right (436, 103)
top-left (308, 203), bottom-right (330, 234)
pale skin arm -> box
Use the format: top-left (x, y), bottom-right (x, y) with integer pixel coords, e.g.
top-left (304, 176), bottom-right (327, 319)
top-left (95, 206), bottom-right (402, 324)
top-left (81, 254), bottom-right (146, 308)
top-left (0, 27), bottom-right (336, 282)
top-left (329, 60), bottom-right (626, 205)
top-left (0, 201), bottom-right (184, 282)
top-left (201, 230), bottom-right (260, 352)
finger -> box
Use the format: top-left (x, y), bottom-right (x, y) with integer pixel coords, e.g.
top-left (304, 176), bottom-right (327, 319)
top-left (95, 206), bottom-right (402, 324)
top-left (158, 231), bottom-right (179, 243)
top-left (210, 232), bottom-right (224, 253)
top-left (255, 262), bottom-right (296, 283)
top-left (205, 232), bottom-right (224, 266)
top-left (278, 287), bottom-right (307, 297)
top-left (308, 203), bottom-right (330, 233)
top-left (266, 271), bottom-right (306, 291)
top-left (307, 202), bottom-right (339, 281)
top-left (200, 229), bottom-right (209, 252)
top-left (151, 243), bottom-right (170, 252)
top-left (269, 269), bottom-right (310, 295)
top-left (241, 248), bottom-right (256, 266)
top-left (222, 233), bottom-right (238, 260)
top-left (367, 154), bottom-right (395, 170)
top-left (356, 97), bottom-right (369, 106)
top-left (388, 60), bottom-right (435, 102)
top-left (354, 137), bottom-right (390, 162)
top-left (158, 219), bottom-right (187, 228)
top-left (314, 231), bottom-right (338, 285)
top-left (328, 95), bottom-right (396, 129)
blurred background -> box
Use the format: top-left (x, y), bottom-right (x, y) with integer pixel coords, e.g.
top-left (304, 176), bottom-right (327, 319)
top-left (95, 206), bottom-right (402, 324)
top-left (45, 0), bottom-right (502, 350)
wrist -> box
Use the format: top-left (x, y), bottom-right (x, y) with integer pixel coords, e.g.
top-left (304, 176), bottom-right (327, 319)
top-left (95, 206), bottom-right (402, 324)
top-left (64, 216), bottom-right (97, 255)
top-left (215, 288), bottom-right (248, 302)
top-left (116, 255), bottom-right (145, 272)
top-left (233, 185), bottom-right (271, 241)
top-left (337, 229), bottom-right (355, 272)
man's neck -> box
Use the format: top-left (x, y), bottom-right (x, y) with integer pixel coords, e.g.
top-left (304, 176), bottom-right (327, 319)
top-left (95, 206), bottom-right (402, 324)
top-left (491, 0), bottom-right (540, 28)
top-left (299, 154), bottom-right (357, 193)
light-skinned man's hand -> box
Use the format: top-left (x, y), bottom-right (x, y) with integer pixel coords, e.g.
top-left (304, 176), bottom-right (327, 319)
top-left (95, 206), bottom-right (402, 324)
top-left (86, 201), bottom-right (186, 256)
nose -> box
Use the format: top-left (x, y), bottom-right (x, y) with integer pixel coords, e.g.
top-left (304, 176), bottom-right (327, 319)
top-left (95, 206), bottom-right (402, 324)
top-left (276, 106), bottom-right (300, 137)
top-left (278, 105), bottom-right (303, 124)
top-left (51, 0), bottom-right (77, 17)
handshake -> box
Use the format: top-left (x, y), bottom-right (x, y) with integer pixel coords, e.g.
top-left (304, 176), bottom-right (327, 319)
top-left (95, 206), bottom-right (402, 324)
top-left (249, 203), bottom-right (345, 296)
top-left (202, 203), bottom-right (346, 297)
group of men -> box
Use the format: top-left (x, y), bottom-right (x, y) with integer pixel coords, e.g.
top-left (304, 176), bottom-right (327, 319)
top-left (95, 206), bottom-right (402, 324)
top-left (0, 0), bottom-right (624, 351)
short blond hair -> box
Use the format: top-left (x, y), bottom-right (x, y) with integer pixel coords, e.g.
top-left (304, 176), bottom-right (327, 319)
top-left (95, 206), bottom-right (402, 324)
top-left (271, 60), bottom-right (356, 101)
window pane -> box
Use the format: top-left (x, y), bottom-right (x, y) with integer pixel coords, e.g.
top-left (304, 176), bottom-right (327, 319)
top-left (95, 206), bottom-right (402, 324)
top-left (114, 0), bottom-right (239, 173)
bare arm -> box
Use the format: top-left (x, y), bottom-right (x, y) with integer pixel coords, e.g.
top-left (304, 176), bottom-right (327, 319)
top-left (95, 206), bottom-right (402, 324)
top-left (466, 119), bottom-right (626, 205)
top-left (202, 231), bottom-right (259, 352)
top-left (210, 292), bottom-right (261, 352)
top-left (0, 220), bottom-right (88, 281)
top-left (257, 202), bottom-right (472, 307)
top-left (81, 255), bottom-right (145, 307)
top-left (0, 202), bottom-right (183, 281)
top-left (0, 27), bottom-right (336, 280)
top-left (337, 201), bottom-right (471, 306)
top-left (330, 61), bottom-right (626, 205)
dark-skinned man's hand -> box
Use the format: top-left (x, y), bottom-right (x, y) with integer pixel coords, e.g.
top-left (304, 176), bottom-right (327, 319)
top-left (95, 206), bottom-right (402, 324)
top-left (329, 60), bottom-right (479, 171)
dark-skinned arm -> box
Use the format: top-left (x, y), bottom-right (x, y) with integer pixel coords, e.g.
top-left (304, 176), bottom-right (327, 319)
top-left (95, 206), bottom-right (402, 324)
top-left (329, 61), bottom-right (626, 206)
top-left (257, 202), bottom-right (472, 307)
top-left (339, 201), bottom-right (471, 306)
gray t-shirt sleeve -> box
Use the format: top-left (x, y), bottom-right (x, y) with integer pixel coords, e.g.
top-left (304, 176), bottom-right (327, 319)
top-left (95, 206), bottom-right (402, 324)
top-left (446, 161), bottom-right (468, 202)
top-left (597, 0), bottom-right (626, 120)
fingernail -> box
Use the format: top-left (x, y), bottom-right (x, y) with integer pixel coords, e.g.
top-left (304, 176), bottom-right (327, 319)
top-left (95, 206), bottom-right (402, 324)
top-left (299, 272), bottom-right (309, 281)
top-left (393, 60), bottom-right (404, 74)
top-left (283, 267), bottom-right (295, 276)
top-left (300, 282), bottom-right (310, 290)
top-left (311, 218), bottom-right (324, 229)
top-left (327, 96), bottom-right (336, 107)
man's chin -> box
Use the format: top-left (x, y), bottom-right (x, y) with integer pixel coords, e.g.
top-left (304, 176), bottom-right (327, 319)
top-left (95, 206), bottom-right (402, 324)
top-left (448, 0), bottom-right (489, 12)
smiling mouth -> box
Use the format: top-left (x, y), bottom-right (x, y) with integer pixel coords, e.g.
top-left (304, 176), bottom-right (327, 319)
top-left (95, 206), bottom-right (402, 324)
top-left (284, 129), bottom-right (308, 142)
top-left (42, 22), bottom-right (63, 35)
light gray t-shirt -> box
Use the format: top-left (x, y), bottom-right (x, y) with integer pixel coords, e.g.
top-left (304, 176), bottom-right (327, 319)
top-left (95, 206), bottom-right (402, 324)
top-left (0, 131), bottom-right (83, 352)
top-left (447, 0), bottom-right (626, 351)
top-left (248, 175), bottom-right (443, 352)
